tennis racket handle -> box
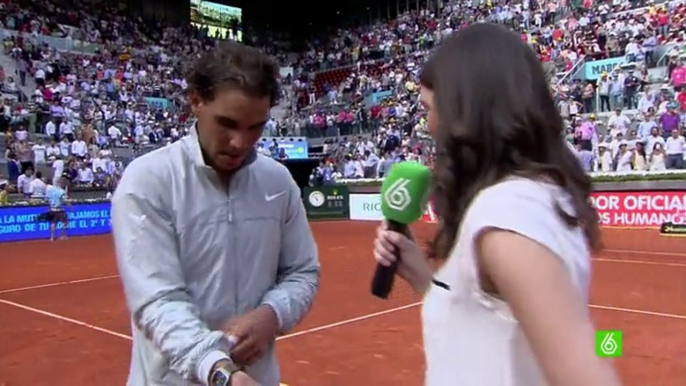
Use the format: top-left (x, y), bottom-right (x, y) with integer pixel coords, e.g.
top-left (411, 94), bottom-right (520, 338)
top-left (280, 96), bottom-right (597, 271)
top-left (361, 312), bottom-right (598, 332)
top-left (371, 221), bottom-right (407, 299)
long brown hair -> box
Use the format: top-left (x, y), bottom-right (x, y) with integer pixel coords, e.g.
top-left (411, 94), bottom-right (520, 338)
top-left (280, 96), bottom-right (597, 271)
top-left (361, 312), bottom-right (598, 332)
top-left (420, 24), bottom-right (601, 260)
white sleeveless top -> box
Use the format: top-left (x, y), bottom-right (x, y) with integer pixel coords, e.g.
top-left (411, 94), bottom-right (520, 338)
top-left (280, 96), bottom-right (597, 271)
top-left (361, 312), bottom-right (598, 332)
top-left (422, 178), bottom-right (592, 386)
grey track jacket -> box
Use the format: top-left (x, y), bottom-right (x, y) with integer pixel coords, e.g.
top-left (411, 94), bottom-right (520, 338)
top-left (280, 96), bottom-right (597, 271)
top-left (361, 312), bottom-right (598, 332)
top-left (112, 128), bottom-right (320, 386)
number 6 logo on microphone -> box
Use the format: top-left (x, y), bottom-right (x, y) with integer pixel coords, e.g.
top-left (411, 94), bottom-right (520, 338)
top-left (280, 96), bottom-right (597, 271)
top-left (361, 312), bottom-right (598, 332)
top-left (384, 178), bottom-right (412, 211)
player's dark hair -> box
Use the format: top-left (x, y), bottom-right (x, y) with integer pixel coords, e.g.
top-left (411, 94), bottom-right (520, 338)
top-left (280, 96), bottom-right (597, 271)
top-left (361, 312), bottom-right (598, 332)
top-left (187, 42), bottom-right (279, 106)
top-left (420, 24), bottom-right (601, 260)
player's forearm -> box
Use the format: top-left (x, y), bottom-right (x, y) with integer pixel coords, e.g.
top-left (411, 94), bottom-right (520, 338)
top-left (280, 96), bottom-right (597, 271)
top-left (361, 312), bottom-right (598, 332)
top-left (133, 294), bottom-right (231, 383)
top-left (119, 246), bottom-right (231, 383)
top-left (261, 260), bottom-right (320, 333)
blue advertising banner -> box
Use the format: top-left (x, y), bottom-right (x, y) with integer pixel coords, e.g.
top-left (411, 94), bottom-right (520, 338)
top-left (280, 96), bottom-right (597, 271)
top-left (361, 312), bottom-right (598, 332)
top-left (258, 140), bottom-right (309, 159)
top-left (0, 202), bottom-right (111, 243)
top-left (584, 57), bottom-right (624, 80)
top-left (145, 97), bottom-right (172, 110)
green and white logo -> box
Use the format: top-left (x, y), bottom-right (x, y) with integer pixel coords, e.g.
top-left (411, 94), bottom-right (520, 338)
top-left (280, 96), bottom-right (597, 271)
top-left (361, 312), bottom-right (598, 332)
top-left (383, 178), bottom-right (411, 211)
top-left (595, 330), bottom-right (623, 357)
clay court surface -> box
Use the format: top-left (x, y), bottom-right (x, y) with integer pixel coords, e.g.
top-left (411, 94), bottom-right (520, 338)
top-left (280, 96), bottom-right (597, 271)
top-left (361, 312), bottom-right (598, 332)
top-left (0, 222), bottom-right (685, 386)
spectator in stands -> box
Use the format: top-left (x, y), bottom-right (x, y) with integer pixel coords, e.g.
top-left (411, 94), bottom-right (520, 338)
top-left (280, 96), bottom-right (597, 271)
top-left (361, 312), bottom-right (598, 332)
top-left (32, 138), bottom-right (47, 164)
top-left (5, 76), bottom-right (18, 94)
top-left (16, 167), bottom-right (33, 198)
top-left (623, 69), bottom-right (641, 109)
top-left (575, 142), bottom-right (595, 172)
top-left (29, 170), bottom-right (47, 198)
top-left (597, 72), bottom-right (612, 112)
top-left (607, 108), bottom-right (631, 135)
top-left (77, 162), bottom-right (94, 184)
top-left (13, 138), bottom-right (33, 172)
top-left (615, 141), bottom-right (633, 171)
top-left (659, 102), bottom-right (680, 138)
top-left (70, 134), bottom-right (87, 159)
top-left (48, 156), bottom-right (64, 185)
top-left (0, 180), bottom-right (9, 205)
top-left (665, 127), bottom-right (686, 168)
top-left (598, 143), bottom-right (613, 171)
top-left (632, 141), bottom-right (649, 170)
top-left (650, 142), bottom-right (667, 170)
top-left (63, 158), bottom-right (78, 184)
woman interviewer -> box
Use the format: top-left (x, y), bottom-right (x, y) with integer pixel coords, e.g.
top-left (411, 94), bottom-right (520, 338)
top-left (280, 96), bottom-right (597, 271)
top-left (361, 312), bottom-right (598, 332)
top-left (373, 24), bottom-right (621, 386)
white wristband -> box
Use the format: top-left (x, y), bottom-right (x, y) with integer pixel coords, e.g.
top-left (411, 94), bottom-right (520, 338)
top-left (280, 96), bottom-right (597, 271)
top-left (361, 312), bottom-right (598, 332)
top-left (198, 350), bottom-right (231, 386)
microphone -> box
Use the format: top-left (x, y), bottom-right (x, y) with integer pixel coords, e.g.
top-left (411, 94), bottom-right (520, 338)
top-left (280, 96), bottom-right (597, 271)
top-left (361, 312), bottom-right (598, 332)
top-left (371, 161), bottom-right (431, 299)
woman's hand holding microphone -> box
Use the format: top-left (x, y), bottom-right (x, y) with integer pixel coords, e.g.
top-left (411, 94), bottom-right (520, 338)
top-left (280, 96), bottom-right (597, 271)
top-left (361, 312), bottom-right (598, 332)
top-left (373, 221), bottom-right (434, 295)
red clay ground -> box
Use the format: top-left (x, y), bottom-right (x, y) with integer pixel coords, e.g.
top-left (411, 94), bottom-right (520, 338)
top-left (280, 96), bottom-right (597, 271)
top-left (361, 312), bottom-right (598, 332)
top-left (0, 223), bottom-right (684, 386)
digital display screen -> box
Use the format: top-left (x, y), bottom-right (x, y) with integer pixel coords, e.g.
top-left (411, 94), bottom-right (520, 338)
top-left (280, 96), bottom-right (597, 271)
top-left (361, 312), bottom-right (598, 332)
top-left (190, 0), bottom-right (242, 42)
top-left (257, 140), bottom-right (309, 160)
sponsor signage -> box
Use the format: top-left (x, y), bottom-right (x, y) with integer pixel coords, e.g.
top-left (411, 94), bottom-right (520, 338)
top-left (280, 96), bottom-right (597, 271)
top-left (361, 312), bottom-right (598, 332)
top-left (591, 191), bottom-right (686, 228)
top-left (349, 193), bottom-right (437, 223)
top-left (583, 57), bottom-right (624, 80)
top-left (350, 191), bottom-right (686, 228)
top-left (660, 223), bottom-right (686, 236)
top-left (303, 186), bottom-right (349, 220)
top-left (0, 202), bottom-right (111, 243)
top-left (350, 194), bottom-right (383, 221)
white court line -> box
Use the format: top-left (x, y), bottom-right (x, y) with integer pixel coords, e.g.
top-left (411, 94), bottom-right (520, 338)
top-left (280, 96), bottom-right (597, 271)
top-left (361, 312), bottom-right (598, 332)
top-left (593, 258), bottom-right (686, 267)
top-left (589, 304), bottom-right (686, 320)
top-left (0, 299), bottom-right (421, 343)
top-left (0, 275), bottom-right (119, 295)
top-left (1, 298), bottom-right (684, 347)
top-left (604, 249), bottom-right (686, 257)
top-left (276, 302), bottom-right (422, 342)
top-left (0, 298), bottom-right (133, 340)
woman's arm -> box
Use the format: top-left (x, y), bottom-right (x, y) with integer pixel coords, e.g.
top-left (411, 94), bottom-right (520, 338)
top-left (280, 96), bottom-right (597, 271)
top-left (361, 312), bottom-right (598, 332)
top-left (477, 230), bottom-right (621, 386)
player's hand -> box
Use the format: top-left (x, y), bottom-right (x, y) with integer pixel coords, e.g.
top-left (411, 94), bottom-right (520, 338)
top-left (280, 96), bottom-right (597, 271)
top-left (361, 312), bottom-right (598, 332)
top-left (373, 221), bottom-right (433, 294)
top-left (224, 305), bottom-right (279, 367)
top-left (231, 371), bottom-right (261, 386)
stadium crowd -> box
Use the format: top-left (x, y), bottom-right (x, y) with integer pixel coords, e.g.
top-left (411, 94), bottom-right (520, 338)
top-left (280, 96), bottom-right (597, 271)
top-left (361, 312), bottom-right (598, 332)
top-left (1, 0), bottom-right (686, 201)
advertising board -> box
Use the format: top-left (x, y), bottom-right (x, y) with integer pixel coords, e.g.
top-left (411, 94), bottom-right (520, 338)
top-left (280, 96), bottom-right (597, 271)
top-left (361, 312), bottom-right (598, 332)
top-left (0, 202), bottom-right (111, 242)
top-left (303, 186), bottom-right (349, 220)
top-left (591, 191), bottom-right (686, 228)
top-left (350, 191), bottom-right (686, 228)
top-left (349, 194), bottom-right (437, 223)
top-left (583, 57), bottom-right (625, 80)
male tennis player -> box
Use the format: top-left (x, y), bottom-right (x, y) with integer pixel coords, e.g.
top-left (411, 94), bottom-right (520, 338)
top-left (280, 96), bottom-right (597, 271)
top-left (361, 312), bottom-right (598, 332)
top-left (45, 177), bottom-right (69, 241)
top-left (112, 43), bottom-right (320, 386)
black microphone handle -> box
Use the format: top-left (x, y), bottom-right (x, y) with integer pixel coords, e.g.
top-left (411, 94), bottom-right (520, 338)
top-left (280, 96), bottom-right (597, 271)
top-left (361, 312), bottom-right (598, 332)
top-left (371, 220), bottom-right (408, 299)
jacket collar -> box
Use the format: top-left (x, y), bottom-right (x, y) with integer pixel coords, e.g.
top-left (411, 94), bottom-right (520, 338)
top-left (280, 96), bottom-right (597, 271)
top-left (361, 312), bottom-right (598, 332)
top-left (185, 122), bottom-right (258, 171)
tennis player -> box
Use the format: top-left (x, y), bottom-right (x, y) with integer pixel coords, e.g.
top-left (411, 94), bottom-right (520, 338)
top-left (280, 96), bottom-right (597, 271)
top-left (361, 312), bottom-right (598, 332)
top-left (373, 24), bottom-right (621, 386)
top-left (44, 177), bottom-right (69, 241)
top-left (112, 43), bottom-right (320, 386)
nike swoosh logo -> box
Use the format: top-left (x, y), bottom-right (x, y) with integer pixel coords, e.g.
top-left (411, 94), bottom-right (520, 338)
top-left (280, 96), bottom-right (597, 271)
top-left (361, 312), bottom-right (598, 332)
top-left (265, 191), bottom-right (286, 201)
